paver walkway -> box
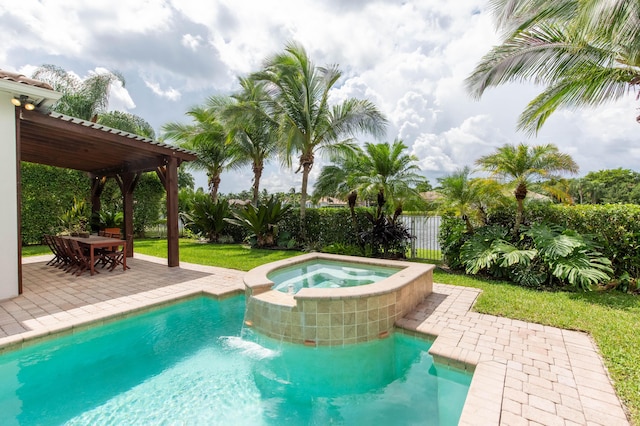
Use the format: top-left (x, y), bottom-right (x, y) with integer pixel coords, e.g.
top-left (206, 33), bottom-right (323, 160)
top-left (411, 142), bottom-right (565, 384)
top-left (0, 254), bottom-right (630, 425)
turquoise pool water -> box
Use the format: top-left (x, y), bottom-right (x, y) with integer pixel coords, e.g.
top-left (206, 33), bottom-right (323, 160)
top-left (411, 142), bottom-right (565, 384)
top-left (268, 260), bottom-right (400, 294)
top-left (0, 296), bottom-right (471, 425)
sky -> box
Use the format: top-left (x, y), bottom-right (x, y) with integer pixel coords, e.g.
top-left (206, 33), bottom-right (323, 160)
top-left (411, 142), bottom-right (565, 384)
top-left (1, 0), bottom-right (639, 195)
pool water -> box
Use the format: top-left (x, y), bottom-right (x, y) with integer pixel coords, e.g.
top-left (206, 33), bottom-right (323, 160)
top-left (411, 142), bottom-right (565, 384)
top-left (0, 296), bottom-right (470, 425)
top-left (268, 260), bottom-right (401, 294)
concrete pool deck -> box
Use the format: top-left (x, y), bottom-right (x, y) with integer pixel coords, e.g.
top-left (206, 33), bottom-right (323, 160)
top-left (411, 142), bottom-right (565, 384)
top-left (0, 254), bottom-right (630, 425)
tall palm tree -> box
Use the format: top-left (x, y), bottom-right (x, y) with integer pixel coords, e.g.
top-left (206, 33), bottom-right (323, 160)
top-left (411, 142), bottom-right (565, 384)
top-left (162, 101), bottom-right (233, 202)
top-left (32, 64), bottom-right (125, 122)
top-left (313, 139), bottom-right (426, 210)
top-left (465, 0), bottom-right (640, 133)
top-left (221, 77), bottom-right (279, 206)
top-left (251, 41), bottom-right (387, 239)
top-left (476, 143), bottom-right (578, 233)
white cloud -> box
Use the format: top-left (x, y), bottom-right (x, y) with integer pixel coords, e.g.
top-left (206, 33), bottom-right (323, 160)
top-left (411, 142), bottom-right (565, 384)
top-left (181, 34), bottom-right (202, 51)
top-left (2, 0), bottom-right (640, 195)
top-left (144, 81), bottom-right (181, 101)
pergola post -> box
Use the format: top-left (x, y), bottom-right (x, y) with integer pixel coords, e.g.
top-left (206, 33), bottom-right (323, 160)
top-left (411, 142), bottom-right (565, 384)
top-left (116, 172), bottom-right (139, 257)
top-left (157, 156), bottom-right (180, 267)
top-left (90, 175), bottom-right (106, 231)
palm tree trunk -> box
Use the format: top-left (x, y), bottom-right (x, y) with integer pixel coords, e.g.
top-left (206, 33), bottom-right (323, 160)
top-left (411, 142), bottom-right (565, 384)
top-left (300, 164), bottom-right (311, 242)
top-left (209, 173), bottom-right (221, 203)
top-left (514, 182), bottom-right (527, 234)
top-left (252, 162), bottom-right (263, 206)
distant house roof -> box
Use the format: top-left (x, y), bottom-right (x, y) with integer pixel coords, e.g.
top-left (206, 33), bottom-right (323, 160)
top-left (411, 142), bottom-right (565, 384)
top-left (420, 191), bottom-right (442, 202)
top-left (0, 69), bottom-right (54, 90)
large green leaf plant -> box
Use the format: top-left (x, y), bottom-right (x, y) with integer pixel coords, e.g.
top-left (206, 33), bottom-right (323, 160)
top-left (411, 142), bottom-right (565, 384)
top-left (460, 223), bottom-right (612, 291)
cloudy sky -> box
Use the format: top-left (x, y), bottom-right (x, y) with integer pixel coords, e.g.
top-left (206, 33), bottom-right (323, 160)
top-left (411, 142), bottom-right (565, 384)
top-left (1, 0), bottom-right (638, 194)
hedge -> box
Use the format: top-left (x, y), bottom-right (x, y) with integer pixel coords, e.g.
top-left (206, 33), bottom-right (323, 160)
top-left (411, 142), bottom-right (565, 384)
top-left (441, 202), bottom-right (640, 278)
top-left (21, 164), bottom-right (165, 245)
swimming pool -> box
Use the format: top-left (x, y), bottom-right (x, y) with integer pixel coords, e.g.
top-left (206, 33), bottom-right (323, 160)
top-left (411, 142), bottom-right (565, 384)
top-left (268, 259), bottom-right (400, 294)
top-left (0, 296), bottom-right (470, 425)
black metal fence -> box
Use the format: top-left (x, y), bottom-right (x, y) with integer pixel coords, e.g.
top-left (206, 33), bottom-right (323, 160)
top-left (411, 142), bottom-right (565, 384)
top-left (399, 215), bottom-right (442, 261)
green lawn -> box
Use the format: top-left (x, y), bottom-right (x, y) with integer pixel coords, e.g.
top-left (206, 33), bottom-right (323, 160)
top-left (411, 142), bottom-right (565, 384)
top-left (22, 239), bottom-right (639, 423)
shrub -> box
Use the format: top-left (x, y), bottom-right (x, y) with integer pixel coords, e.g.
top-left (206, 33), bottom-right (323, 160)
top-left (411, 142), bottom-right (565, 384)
top-left (225, 196), bottom-right (292, 248)
top-left (182, 195), bottom-right (231, 242)
top-left (459, 223), bottom-right (613, 291)
top-left (486, 202), bottom-right (640, 279)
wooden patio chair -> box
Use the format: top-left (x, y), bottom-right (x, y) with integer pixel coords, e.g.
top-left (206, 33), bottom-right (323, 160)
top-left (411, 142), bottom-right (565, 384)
top-left (52, 236), bottom-right (74, 270)
top-left (101, 234), bottom-right (132, 272)
top-left (44, 235), bottom-right (64, 266)
top-left (65, 239), bottom-right (94, 276)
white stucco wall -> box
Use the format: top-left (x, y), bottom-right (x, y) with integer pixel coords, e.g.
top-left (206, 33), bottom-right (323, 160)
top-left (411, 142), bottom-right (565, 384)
top-left (0, 92), bottom-right (19, 300)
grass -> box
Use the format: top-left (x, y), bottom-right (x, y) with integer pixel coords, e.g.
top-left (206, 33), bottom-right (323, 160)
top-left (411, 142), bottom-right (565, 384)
top-left (22, 245), bottom-right (53, 257)
top-left (134, 239), bottom-right (303, 271)
top-left (22, 239), bottom-right (639, 423)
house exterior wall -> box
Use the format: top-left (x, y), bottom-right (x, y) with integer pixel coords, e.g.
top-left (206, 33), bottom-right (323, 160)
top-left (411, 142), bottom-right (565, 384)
top-left (0, 92), bottom-right (19, 300)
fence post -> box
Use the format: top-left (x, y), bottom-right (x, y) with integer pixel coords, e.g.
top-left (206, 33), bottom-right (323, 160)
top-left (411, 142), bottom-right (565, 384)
top-left (410, 216), bottom-right (417, 259)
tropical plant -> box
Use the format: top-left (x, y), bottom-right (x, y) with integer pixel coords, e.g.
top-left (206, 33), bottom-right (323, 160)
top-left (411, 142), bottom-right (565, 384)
top-left (225, 196), bottom-right (292, 247)
top-left (59, 196), bottom-right (90, 235)
top-left (162, 101), bottom-right (234, 202)
top-left (436, 167), bottom-right (507, 233)
top-left (476, 143), bottom-right (578, 234)
top-left (182, 194), bottom-right (231, 243)
top-left (460, 223), bottom-right (613, 291)
top-left (313, 139), bottom-right (427, 211)
top-left (220, 77), bottom-right (279, 206)
top-left (251, 41), bottom-right (387, 240)
top-left (465, 0), bottom-right (640, 133)
top-left (359, 189), bottom-right (412, 258)
top-left (32, 64), bottom-right (125, 122)
top-left (97, 210), bottom-right (123, 229)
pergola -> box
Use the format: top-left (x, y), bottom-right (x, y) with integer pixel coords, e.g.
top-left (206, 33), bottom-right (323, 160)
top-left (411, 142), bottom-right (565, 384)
top-left (0, 70), bottom-right (198, 299)
top-left (15, 106), bottom-right (197, 292)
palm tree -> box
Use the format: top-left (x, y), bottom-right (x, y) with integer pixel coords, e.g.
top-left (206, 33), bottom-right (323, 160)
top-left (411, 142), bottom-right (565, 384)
top-left (436, 167), bottom-right (506, 233)
top-left (220, 77), bottom-right (279, 205)
top-left (476, 143), bottom-right (578, 233)
top-left (32, 64), bottom-right (125, 122)
top-left (465, 0), bottom-right (640, 133)
top-left (162, 101), bottom-right (233, 202)
top-left (313, 139), bottom-right (426, 210)
top-left (251, 41), bottom-right (387, 239)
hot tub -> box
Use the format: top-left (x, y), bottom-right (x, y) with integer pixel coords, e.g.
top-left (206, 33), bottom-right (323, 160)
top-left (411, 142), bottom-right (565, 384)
top-left (244, 253), bottom-right (434, 346)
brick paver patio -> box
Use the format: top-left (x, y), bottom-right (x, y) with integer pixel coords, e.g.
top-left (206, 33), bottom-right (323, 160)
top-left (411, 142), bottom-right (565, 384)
top-left (0, 254), bottom-right (630, 425)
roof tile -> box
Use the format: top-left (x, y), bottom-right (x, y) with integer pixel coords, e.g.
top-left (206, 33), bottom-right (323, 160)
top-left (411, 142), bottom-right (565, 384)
top-left (0, 69), bottom-right (53, 90)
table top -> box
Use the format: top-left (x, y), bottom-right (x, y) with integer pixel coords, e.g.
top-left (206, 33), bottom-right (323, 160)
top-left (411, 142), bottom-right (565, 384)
top-left (62, 235), bottom-right (125, 245)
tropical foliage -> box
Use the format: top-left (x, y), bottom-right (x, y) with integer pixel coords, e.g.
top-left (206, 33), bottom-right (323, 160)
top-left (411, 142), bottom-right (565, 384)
top-left (162, 100), bottom-right (234, 202)
top-left (460, 223), bottom-right (612, 291)
top-left (569, 168), bottom-right (640, 205)
top-left (313, 139), bottom-right (427, 211)
top-left (476, 143), bottom-right (578, 233)
top-left (359, 190), bottom-right (412, 258)
top-left (220, 78), bottom-right (279, 206)
top-left (182, 195), bottom-right (231, 243)
top-left (225, 196), bottom-right (292, 247)
top-left (251, 41), bottom-right (387, 239)
top-left (436, 167), bottom-right (506, 233)
top-left (466, 0), bottom-right (640, 133)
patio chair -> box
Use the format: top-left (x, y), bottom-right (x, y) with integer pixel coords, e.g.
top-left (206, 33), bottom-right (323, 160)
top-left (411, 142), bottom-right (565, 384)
top-left (52, 236), bottom-right (74, 270)
top-left (65, 239), bottom-right (94, 276)
top-left (101, 234), bottom-right (132, 272)
top-left (44, 235), bottom-right (64, 266)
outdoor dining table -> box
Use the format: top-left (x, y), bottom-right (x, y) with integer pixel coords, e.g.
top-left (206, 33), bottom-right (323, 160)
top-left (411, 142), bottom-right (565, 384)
top-left (62, 235), bottom-right (127, 276)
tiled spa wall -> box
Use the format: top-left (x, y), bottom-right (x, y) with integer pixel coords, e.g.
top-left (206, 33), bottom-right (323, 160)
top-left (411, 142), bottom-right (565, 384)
top-left (244, 268), bottom-right (433, 346)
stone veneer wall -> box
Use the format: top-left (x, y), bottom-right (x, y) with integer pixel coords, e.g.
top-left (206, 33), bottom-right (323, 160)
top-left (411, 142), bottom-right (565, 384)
top-left (244, 254), bottom-right (434, 346)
